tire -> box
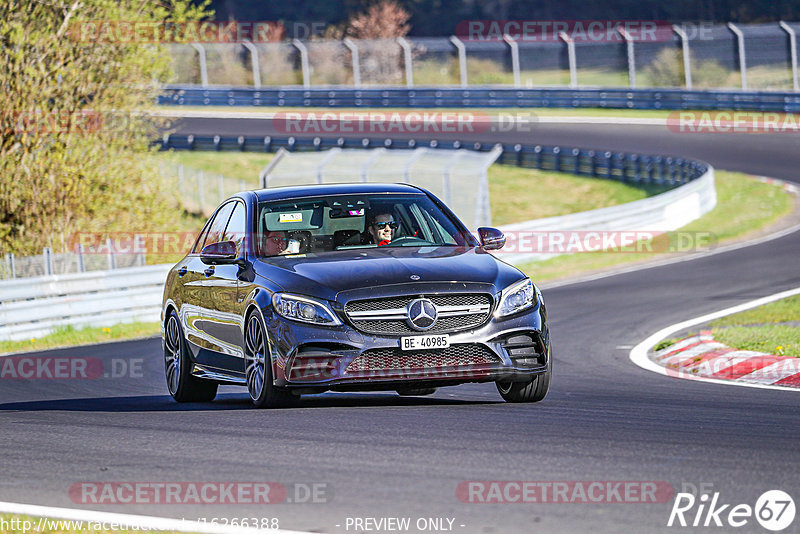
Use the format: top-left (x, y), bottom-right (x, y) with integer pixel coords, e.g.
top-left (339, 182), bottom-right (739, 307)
top-left (244, 311), bottom-right (296, 408)
top-left (164, 310), bottom-right (218, 402)
top-left (496, 348), bottom-right (552, 403)
top-left (396, 387), bottom-right (437, 396)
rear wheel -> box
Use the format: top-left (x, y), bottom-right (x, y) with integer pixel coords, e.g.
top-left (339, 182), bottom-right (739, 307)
top-left (496, 349), bottom-right (552, 403)
top-left (164, 311), bottom-right (218, 402)
top-left (396, 387), bottom-right (437, 396)
top-left (244, 312), bottom-right (296, 408)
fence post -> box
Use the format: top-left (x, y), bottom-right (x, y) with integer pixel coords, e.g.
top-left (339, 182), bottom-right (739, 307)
top-left (397, 37), bottom-right (414, 87)
top-left (618, 27), bottom-right (636, 88)
top-left (558, 32), bottom-right (578, 88)
top-left (672, 24), bottom-right (693, 89)
top-left (190, 43), bottom-right (208, 87)
top-left (442, 150), bottom-right (465, 205)
top-left (106, 238), bottom-right (115, 270)
top-left (6, 252), bottom-right (16, 279)
top-left (77, 244), bottom-right (86, 272)
top-left (43, 247), bottom-right (53, 276)
top-left (728, 23), bottom-right (747, 90)
top-left (343, 38), bottom-right (361, 88)
top-left (360, 148), bottom-right (385, 182)
top-left (780, 22), bottom-right (799, 91)
top-left (402, 147), bottom-right (427, 183)
top-left (259, 147), bottom-right (290, 188)
top-left (292, 39), bottom-right (311, 88)
top-left (242, 40), bottom-right (262, 88)
top-left (449, 36), bottom-right (468, 87)
top-left (316, 148), bottom-right (341, 184)
top-left (503, 34), bottom-right (520, 87)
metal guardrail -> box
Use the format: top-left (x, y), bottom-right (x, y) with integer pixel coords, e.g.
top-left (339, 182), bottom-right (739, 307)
top-left (159, 133), bottom-right (709, 187)
top-left (159, 85), bottom-right (800, 112)
top-left (0, 264), bottom-right (171, 342)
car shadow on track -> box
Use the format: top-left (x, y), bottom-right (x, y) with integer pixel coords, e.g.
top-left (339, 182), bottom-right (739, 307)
top-left (0, 392), bottom-right (501, 412)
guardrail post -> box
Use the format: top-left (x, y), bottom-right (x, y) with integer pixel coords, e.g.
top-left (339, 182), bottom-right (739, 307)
top-left (672, 25), bottom-right (693, 89)
top-left (632, 154), bottom-right (641, 182)
top-left (728, 23), bottom-right (747, 90)
top-left (343, 38), bottom-right (361, 88)
top-left (161, 133), bottom-right (171, 150)
top-left (292, 39), bottom-right (311, 88)
top-left (780, 21), bottom-right (799, 91)
top-left (106, 238), bottom-right (115, 270)
top-left (572, 148), bottom-right (581, 175)
top-left (588, 150), bottom-right (597, 177)
top-left (43, 247), bottom-right (53, 276)
top-left (190, 43), bottom-right (209, 87)
top-left (397, 37), bottom-right (414, 87)
top-left (534, 146), bottom-right (542, 169)
top-left (503, 34), bottom-right (520, 87)
top-left (553, 146), bottom-right (561, 172)
top-left (604, 151), bottom-right (613, 178)
top-left (6, 252), bottom-right (15, 279)
top-left (242, 40), bottom-right (262, 88)
top-left (618, 28), bottom-right (636, 88)
top-left (449, 36), bottom-right (468, 87)
top-left (77, 244), bottom-right (86, 272)
top-left (558, 32), bottom-right (578, 88)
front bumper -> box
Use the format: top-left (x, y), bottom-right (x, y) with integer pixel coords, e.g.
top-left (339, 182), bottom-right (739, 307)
top-left (267, 302), bottom-right (550, 390)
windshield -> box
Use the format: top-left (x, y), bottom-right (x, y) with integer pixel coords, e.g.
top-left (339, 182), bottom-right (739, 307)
top-left (256, 193), bottom-right (474, 257)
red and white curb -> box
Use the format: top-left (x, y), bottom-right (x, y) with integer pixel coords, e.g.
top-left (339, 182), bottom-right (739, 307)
top-left (630, 286), bottom-right (800, 391)
top-left (652, 331), bottom-right (800, 387)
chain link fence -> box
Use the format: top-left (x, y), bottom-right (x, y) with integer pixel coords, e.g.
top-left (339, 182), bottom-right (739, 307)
top-left (167, 22), bottom-right (800, 91)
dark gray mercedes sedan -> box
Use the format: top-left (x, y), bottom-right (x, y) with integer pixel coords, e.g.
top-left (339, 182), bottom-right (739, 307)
top-left (161, 183), bottom-right (551, 408)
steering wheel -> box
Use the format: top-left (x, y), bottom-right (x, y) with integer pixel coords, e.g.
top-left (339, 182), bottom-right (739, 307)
top-left (387, 236), bottom-right (430, 246)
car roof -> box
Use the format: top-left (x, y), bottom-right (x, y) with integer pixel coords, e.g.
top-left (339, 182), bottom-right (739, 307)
top-left (252, 182), bottom-right (425, 202)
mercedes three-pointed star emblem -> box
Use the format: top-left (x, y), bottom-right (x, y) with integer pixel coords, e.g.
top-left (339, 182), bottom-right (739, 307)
top-left (407, 298), bottom-right (438, 331)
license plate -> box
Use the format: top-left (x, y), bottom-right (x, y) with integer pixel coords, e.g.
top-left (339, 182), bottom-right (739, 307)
top-left (400, 334), bottom-right (450, 351)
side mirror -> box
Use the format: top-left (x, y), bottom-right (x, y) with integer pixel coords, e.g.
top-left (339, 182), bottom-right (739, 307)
top-left (200, 240), bottom-right (239, 264)
top-left (478, 227), bottom-right (506, 251)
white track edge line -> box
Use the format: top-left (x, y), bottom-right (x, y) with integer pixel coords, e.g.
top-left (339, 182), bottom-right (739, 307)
top-left (0, 501), bottom-right (313, 534)
top-left (629, 286), bottom-right (800, 392)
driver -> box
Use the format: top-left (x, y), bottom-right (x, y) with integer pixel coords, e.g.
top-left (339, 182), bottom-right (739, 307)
top-left (367, 213), bottom-right (397, 246)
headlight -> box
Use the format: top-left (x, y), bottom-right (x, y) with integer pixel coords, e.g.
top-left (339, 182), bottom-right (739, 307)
top-left (272, 293), bottom-right (342, 326)
top-left (495, 278), bottom-right (538, 318)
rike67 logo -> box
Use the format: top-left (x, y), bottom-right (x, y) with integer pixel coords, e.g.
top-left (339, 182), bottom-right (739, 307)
top-left (668, 489), bottom-right (795, 531)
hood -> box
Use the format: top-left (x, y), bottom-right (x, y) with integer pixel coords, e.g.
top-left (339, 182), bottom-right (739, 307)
top-left (254, 246), bottom-right (525, 302)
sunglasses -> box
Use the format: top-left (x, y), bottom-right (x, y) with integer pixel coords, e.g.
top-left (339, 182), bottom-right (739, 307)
top-left (268, 236), bottom-right (288, 244)
top-left (373, 221), bottom-right (398, 230)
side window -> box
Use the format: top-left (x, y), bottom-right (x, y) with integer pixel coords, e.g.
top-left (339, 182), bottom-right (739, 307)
top-left (203, 201), bottom-right (236, 249)
top-left (223, 201), bottom-right (247, 255)
top-left (191, 217), bottom-right (215, 254)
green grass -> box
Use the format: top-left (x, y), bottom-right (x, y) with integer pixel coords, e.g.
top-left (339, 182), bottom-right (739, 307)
top-left (707, 294), bottom-right (800, 357)
top-left (713, 325), bottom-right (800, 358)
top-left (0, 322), bottom-right (160, 355)
top-left (517, 170), bottom-right (794, 282)
top-left (711, 295), bottom-right (800, 327)
top-left (152, 151), bottom-right (667, 226)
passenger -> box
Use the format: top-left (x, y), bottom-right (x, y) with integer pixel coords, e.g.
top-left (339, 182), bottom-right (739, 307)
top-left (367, 213), bottom-right (398, 246)
top-left (263, 230), bottom-right (292, 256)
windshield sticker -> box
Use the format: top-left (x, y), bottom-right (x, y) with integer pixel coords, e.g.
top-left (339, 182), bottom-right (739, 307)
top-left (279, 212), bottom-right (303, 223)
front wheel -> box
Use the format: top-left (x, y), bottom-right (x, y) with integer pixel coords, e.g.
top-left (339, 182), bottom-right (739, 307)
top-left (164, 311), bottom-right (218, 402)
top-left (244, 312), bottom-right (296, 408)
top-left (496, 350), bottom-right (552, 403)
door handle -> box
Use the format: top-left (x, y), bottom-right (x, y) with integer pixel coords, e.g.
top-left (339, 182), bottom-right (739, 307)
top-left (177, 266), bottom-right (188, 277)
top-left (204, 266), bottom-right (215, 277)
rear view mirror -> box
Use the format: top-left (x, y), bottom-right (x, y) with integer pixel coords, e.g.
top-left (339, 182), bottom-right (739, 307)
top-left (478, 227), bottom-right (506, 251)
top-left (200, 240), bottom-right (239, 264)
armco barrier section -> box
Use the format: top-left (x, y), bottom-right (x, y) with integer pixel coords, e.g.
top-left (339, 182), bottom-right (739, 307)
top-left (159, 134), bottom-right (708, 187)
top-left (0, 264), bottom-right (172, 342)
top-left (159, 86), bottom-right (800, 112)
top-left (495, 167), bottom-right (716, 264)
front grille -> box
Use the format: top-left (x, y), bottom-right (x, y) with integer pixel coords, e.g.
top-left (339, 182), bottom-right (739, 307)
top-left (346, 344), bottom-right (498, 372)
top-left (344, 294), bottom-right (492, 335)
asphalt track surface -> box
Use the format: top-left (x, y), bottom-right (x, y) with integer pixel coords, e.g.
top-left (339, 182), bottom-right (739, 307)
top-left (1, 116), bottom-right (799, 533)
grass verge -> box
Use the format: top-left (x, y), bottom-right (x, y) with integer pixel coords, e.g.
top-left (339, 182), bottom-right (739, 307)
top-left (517, 170), bottom-right (794, 282)
top-left (708, 294), bottom-right (800, 357)
top-left (0, 322), bottom-right (160, 355)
